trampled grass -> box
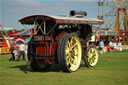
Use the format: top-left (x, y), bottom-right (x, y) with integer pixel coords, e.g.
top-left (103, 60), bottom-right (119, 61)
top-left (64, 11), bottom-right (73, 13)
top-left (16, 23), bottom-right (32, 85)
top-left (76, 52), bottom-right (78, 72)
top-left (0, 51), bottom-right (128, 85)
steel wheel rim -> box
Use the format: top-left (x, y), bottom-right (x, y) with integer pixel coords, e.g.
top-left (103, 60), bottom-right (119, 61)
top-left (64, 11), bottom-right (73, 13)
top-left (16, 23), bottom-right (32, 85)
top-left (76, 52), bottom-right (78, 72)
top-left (88, 47), bottom-right (98, 66)
top-left (65, 35), bottom-right (81, 71)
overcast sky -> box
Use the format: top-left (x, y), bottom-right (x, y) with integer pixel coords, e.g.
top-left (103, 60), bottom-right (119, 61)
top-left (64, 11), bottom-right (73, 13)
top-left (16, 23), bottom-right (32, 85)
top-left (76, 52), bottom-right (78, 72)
top-left (0, 0), bottom-right (99, 29)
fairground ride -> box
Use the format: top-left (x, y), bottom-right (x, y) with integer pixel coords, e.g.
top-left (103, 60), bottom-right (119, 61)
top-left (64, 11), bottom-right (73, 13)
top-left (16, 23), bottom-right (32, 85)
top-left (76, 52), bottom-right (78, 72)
top-left (0, 24), bottom-right (11, 54)
top-left (98, 0), bottom-right (128, 44)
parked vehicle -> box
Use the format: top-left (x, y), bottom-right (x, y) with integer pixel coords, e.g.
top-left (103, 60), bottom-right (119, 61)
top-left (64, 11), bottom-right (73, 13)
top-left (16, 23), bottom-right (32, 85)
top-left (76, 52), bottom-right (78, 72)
top-left (19, 10), bottom-right (104, 72)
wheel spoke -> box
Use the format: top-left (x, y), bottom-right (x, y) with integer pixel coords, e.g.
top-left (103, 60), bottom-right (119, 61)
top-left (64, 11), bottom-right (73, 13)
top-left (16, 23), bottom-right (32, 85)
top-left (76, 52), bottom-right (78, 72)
top-left (88, 52), bottom-right (91, 57)
top-left (73, 47), bottom-right (77, 55)
top-left (93, 54), bottom-right (96, 57)
top-left (70, 57), bottom-right (77, 68)
top-left (88, 50), bottom-right (92, 58)
top-left (67, 57), bottom-right (72, 67)
top-left (89, 48), bottom-right (92, 53)
top-left (70, 57), bottom-right (74, 64)
top-left (67, 55), bottom-right (73, 65)
top-left (66, 57), bottom-right (70, 65)
top-left (73, 56), bottom-right (77, 65)
top-left (88, 58), bottom-right (92, 64)
top-left (70, 37), bottom-right (74, 47)
top-left (72, 43), bottom-right (77, 49)
top-left (66, 46), bottom-right (70, 54)
top-left (90, 49), bottom-right (92, 54)
top-left (67, 40), bottom-right (71, 48)
top-left (92, 49), bottom-right (95, 54)
top-left (75, 52), bottom-right (78, 56)
top-left (70, 64), bottom-right (76, 70)
top-left (66, 53), bottom-right (70, 58)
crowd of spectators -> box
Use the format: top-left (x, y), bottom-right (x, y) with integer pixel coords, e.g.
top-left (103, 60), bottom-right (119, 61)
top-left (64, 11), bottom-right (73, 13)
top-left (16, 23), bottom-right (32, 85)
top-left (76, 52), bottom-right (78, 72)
top-left (89, 40), bottom-right (123, 54)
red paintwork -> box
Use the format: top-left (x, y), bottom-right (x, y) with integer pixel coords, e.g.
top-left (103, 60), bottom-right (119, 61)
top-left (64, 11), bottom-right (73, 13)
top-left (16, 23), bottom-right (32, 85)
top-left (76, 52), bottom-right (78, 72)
top-left (36, 44), bottom-right (46, 56)
top-left (35, 32), bottom-right (67, 64)
top-left (9, 30), bottom-right (22, 36)
top-left (35, 42), bottom-right (57, 64)
top-left (56, 32), bottom-right (67, 41)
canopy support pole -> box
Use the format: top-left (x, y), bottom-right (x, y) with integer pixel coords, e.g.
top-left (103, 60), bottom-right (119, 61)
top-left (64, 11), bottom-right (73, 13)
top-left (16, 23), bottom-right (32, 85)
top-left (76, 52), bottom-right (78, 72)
top-left (47, 24), bottom-right (57, 35)
top-left (34, 21), bottom-right (36, 35)
top-left (35, 21), bottom-right (44, 35)
top-left (44, 21), bottom-right (46, 35)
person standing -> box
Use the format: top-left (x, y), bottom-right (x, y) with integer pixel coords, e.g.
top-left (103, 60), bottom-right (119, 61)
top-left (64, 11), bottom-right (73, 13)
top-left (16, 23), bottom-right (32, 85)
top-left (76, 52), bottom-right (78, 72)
top-left (13, 49), bottom-right (18, 60)
top-left (118, 42), bottom-right (122, 51)
top-left (10, 44), bottom-right (17, 61)
top-left (99, 40), bottom-right (105, 54)
top-left (113, 42), bottom-right (117, 51)
top-left (18, 42), bottom-right (25, 60)
top-left (10, 46), bottom-right (15, 60)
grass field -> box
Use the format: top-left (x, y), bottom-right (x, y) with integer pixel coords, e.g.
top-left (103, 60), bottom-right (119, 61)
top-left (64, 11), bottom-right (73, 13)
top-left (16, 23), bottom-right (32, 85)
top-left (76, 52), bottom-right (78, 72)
top-left (0, 52), bottom-right (128, 85)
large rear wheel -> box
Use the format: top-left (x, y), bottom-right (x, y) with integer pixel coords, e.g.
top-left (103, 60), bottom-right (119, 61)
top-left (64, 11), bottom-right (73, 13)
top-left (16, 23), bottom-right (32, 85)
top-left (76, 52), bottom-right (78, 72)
top-left (57, 33), bottom-right (82, 72)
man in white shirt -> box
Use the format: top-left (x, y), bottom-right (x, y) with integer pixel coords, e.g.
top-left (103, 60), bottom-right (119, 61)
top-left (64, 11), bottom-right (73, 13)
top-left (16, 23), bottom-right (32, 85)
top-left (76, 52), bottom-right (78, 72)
top-left (18, 43), bottom-right (25, 60)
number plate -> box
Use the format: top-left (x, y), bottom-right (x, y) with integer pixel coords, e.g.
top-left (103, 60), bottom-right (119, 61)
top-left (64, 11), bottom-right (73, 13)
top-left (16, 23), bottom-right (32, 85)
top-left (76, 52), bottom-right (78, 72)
top-left (34, 36), bottom-right (44, 41)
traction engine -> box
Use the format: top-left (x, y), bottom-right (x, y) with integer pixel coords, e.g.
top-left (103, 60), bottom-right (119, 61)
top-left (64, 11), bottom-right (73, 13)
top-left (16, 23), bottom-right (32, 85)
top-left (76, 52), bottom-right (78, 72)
top-left (19, 10), bottom-right (103, 72)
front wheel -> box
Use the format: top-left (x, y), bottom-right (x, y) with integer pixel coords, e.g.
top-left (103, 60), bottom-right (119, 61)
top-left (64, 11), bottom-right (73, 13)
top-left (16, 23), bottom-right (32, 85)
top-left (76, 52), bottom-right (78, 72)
top-left (83, 45), bottom-right (98, 67)
top-left (27, 41), bottom-right (50, 71)
top-left (30, 56), bottom-right (50, 71)
top-left (57, 33), bottom-right (82, 72)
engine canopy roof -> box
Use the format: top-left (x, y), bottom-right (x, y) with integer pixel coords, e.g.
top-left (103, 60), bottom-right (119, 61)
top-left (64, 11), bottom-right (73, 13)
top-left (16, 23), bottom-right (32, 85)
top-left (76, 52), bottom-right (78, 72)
top-left (19, 15), bottom-right (104, 25)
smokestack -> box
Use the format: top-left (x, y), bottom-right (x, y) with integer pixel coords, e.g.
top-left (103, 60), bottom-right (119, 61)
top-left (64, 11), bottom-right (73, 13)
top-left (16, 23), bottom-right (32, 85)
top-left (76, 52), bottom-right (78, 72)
top-left (70, 10), bottom-right (87, 17)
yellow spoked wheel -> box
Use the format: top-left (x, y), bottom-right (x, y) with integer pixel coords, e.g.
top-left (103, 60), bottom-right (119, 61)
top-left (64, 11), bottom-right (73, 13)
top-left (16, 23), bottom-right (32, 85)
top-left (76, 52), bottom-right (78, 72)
top-left (57, 33), bottom-right (82, 72)
top-left (84, 45), bottom-right (98, 67)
